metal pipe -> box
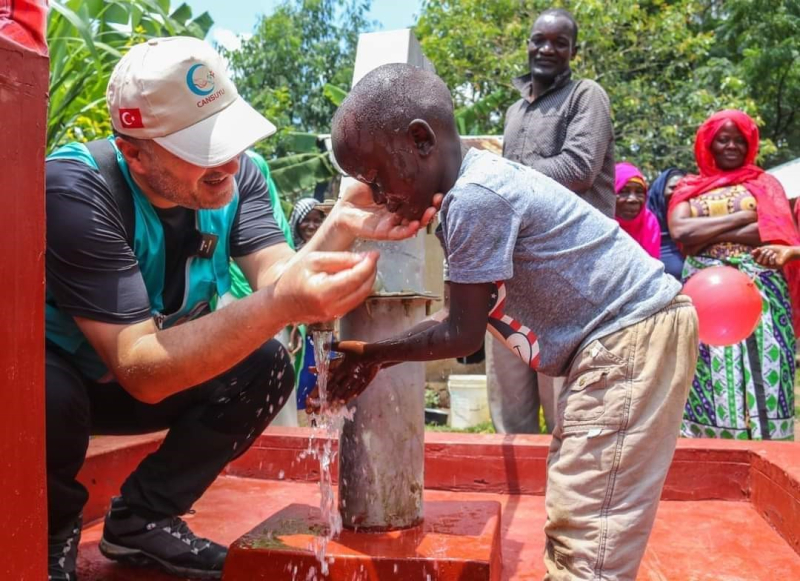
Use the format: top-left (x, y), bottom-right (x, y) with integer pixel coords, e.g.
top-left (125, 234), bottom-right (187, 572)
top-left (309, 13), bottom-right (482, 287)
top-left (338, 297), bottom-right (427, 530)
top-left (335, 27), bottom-right (436, 532)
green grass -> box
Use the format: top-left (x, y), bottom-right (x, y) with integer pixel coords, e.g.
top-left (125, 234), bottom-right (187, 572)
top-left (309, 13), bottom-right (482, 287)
top-left (425, 421), bottom-right (496, 434)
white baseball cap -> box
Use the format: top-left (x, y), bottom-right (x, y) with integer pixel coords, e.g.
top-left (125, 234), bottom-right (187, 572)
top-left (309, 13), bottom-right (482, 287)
top-left (107, 36), bottom-right (276, 168)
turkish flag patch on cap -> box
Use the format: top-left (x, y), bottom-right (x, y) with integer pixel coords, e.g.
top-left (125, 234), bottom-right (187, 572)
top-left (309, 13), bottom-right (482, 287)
top-left (119, 108), bottom-right (144, 129)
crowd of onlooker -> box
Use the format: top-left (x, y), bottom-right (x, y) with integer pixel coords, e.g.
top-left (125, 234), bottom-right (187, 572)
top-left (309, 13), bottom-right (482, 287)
top-left (280, 7), bottom-right (798, 442)
top-left (292, 103), bottom-right (799, 442)
top-left (465, 7), bottom-right (797, 443)
top-left (615, 109), bottom-right (797, 441)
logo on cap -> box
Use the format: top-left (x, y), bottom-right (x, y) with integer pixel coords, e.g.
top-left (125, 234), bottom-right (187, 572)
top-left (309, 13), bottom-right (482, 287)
top-left (119, 108), bottom-right (144, 129)
top-left (186, 64), bottom-right (216, 96)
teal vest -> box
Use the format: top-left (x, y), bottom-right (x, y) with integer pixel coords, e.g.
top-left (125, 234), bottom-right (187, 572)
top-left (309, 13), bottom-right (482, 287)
top-left (46, 139), bottom-right (238, 380)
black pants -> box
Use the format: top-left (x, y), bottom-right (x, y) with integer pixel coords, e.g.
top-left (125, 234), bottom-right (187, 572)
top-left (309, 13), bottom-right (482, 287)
top-left (46, 340), bottom-right (294, 534)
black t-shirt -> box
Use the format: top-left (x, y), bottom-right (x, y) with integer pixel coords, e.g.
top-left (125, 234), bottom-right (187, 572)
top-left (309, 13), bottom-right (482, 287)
top-left (45, 152), bottom-right (286, 324)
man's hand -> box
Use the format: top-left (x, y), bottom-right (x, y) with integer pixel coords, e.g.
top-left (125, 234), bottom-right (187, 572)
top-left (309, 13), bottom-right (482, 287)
top-left (305, 340), bottom-right (383, 413)
top-left (752, 245), bottom-right (799, 269)
top-left (335, 182), bottom-right (443, 241)
top-left (274, 251), bottom-right (379, 325)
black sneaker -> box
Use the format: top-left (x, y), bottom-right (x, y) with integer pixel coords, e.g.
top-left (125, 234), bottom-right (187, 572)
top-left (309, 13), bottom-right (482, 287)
top-left (48, 516), bottom-right (82, 581)
top-left (99, 496), bottom-right (227, 579)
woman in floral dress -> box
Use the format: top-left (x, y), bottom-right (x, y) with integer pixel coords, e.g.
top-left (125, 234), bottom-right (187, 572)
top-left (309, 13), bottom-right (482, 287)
top-left (668, 110), bottom-right (800, 440)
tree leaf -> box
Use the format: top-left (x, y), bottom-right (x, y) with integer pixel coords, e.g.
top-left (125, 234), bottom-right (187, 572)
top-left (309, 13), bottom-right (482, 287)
top-left (282, 132), bottom-right (321, 153)
top-left (170, 3), bottom-right (193, 26)
top-left (104, 2), bottom-right (130, 25)
top-left (190, 12), bottom-right (214, 37)
top-left (323, 83), bottom-right (349, 106)
top-left (50, 1), bottom-right (101, 63)
top-left (271, 153), bottom-right (336, 199)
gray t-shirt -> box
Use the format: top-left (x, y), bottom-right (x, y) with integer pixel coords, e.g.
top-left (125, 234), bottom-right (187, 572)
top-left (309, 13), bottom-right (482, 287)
top-left (437, 149), bottom-right (681, 376)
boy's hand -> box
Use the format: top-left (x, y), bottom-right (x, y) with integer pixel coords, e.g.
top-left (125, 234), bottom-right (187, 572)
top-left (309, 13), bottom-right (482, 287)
top-left (305, 340), bottom-right (383, 413)
top-left (752, 245), bottom-right (797, 268)
top-left (335, 182), bottom-right (443, 241)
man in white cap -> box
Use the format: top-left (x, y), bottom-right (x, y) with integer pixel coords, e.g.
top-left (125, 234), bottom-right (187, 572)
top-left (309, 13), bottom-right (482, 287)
top-left (44, 37), bottom-right (438, 580)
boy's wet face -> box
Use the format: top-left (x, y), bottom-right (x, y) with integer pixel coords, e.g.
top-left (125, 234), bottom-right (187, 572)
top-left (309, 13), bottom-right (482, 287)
top-left (336, 128), bottom-right (443, 222)
top-left (358, 147), bottom-right (438, 221)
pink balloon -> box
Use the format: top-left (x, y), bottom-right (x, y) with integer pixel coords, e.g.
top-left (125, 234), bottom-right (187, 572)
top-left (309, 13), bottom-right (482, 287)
top-left (682, 266), bottom-right (762, 346)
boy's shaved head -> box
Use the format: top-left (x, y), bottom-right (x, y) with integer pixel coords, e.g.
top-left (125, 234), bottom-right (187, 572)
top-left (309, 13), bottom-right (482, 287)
top-left (331, 63), bottom-right (463, 221)
top-left (332, 63), bottom-right (455, 162)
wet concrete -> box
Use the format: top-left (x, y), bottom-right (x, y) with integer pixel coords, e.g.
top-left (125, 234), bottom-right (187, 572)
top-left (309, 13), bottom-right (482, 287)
top-left (75, 431), bottom-right (800, 579)
top-left (77, 475), bottom-right (800, 580)
top-left (224, 500), bottom-right (501, 580)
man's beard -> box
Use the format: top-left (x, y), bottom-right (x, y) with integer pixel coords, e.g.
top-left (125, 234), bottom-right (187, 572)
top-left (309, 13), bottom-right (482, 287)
top-left (145, 168), bottom-right (203, 209)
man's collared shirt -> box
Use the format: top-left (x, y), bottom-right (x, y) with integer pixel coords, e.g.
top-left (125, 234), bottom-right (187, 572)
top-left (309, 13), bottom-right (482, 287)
top-left (503, 70), bottom-right (616, 217)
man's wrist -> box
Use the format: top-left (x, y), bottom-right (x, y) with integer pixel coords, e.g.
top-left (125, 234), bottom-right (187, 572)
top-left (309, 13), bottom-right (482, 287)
top-left (262, 280), bottom-right (298, 327)
top-left (318, 208), bottom-right (357, 250)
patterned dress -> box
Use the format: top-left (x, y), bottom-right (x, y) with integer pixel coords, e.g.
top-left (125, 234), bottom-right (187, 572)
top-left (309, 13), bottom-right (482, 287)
top-left (681, 185), bottom-right (796, 440)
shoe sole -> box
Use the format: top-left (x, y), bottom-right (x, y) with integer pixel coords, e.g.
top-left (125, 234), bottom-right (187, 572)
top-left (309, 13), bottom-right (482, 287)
top-left (99, 537), bottom-right (223, 579)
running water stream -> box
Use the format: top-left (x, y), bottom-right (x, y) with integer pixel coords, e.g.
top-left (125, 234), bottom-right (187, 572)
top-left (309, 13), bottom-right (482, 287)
top-left (300, 329), bottom-right (354, 576)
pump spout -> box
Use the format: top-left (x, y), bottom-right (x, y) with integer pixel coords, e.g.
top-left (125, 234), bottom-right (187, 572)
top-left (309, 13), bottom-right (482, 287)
top-left (308, 320), bottom-right (335, 333)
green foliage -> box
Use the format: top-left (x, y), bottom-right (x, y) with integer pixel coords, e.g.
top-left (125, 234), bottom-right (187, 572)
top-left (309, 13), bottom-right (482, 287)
top-left (270, 150), bottom-right (337, 200)
top-left (263, 129), bottom-right (338, 201)
top-left (455, 89), bottom-right (508, 135)
top-left (424, 387), bottom-right (441, 408)
top-left (218, 0), bottom-right (374, 201)
top-left (222, 0), bottom-right (373, 160)
top-left (709, 0), bottom-right (800, 166)
top-left (323, 83), bottom-right (349, 107)
top-left (47, 0), bottom-right (213, 152)
top-left (415, 0), bottom-right (799, 176)
top-left (426, 421), bottom-right (496, 434)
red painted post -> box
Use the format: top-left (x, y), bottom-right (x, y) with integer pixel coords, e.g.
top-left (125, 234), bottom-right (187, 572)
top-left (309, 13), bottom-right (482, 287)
top-left (0, 34), bottom-right (49, 579)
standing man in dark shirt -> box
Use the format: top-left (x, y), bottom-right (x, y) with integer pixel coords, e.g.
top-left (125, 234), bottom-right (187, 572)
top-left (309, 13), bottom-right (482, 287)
top-left (45, 37), bottom-right (438, 581)
top-left (489, 8), bottom-right (616, 435)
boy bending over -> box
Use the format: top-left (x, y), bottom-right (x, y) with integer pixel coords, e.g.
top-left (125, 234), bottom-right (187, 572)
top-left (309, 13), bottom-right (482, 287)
top-left (324, 63), bottom-right (698, 581)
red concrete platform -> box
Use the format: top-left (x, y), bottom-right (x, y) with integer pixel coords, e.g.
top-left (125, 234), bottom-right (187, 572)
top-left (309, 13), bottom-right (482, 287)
top-left (77, 477), bottom-right (800, 580)
top-left (75, 429), bottom-right (800, 580)
top-left (223, 501), bottom-right (502, 580)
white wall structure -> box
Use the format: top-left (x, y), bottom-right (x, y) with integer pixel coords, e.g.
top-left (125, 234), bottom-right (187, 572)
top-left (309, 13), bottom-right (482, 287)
top-left (351, 29), bottom-right (435, 85)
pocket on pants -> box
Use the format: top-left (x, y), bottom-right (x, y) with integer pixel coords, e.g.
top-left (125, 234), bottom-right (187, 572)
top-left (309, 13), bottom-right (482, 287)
top-left (563, 339), bottom-right (629, 426)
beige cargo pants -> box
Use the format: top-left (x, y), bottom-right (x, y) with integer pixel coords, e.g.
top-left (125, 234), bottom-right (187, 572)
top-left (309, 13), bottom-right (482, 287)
top-left (543, 295), bottom-right (698, 580)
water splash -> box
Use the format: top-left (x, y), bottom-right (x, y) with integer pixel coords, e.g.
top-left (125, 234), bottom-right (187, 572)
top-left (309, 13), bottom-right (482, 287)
top-left (300, 330), bottom-right (354, 577)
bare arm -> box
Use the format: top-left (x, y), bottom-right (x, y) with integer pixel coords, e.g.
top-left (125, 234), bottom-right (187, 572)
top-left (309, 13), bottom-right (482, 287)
top-left (704, 222), bottom-right (762, 247)
top-left (668, 202), bottom-right (758, 251)
top-left (322, 283), bottom-right (493, 406)
top-left (304, 182), bottom-right (442, 254)
top-left (234, 184), bottom-right (438, 292)
top-left (753, 245), bottom-right (800, 268)
top-left (365, 283), bottom-right (490, 364)
top-left (78, 251), bottom-right (379, 404)
top-left (235, 242), bottom-right (294, 291)
top-left (682, 223), bottom-right (763, 256)
top-left (236, 182), bottom-right (443, 293)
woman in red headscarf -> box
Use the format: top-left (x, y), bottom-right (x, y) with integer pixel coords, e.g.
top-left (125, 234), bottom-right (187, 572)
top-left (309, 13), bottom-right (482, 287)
top-left (668, 109), bottom-right (798, 441)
